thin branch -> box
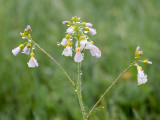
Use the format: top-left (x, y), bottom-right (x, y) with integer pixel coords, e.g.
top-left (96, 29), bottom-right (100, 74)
top-left (87, 58), bottom-right (139, 119)
top-left (31, 40), bottom-right (76, 89)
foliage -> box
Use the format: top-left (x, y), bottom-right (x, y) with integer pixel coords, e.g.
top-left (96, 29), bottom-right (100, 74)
top-left (0, 0), bottom-right (160, 119)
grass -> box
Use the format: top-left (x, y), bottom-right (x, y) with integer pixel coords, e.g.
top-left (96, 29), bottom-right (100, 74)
top-left (0, 0), bottom-right (160, 119)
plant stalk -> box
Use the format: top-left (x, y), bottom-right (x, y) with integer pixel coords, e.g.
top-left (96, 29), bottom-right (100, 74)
top-left (87, 58), bottom-right (139, 119)
top-left (77, 62), bottom-right (86, 120)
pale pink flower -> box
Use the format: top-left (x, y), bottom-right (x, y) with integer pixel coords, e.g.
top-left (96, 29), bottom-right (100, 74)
top-left (27, 57), bottom-right (38, 68)
top-left (80, 40), bottom-right (88, 50)
top-left (90, 45), bottom-right (101, 58)
top-left (61, 38), bottom-right (68, 46)
top-left (66, 27), bottom-right (74, 34)
top-left (137, 70), bottom-right (147, 85)
top-left (62, 46), bottom-right (72, 56)
top-left (12, 47), bottom-right (21, 56)
top-left (74, 52), bottom-right (83, 62)
top-left (89, 28), bottom-right (96, 35)
top-left (62, 21), bottom-right (68, 24)
top-left (85, 42), bottom-right (93, 49)
top-left (85, 23), bottom-right (93, 28)
top-left (22, 46), bottom-right (30, 55)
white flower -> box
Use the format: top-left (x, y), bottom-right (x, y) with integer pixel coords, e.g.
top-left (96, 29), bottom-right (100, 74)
top-left (61, 38), bottom-right (68, 46)
top-left (85, 42), bottom-right (93, 49)
top-left (85, 23), bottom-right (93, 28)
top-left (12, 47), bottom-right (21, 56)
top-left (80, 40), bottom-right (88, 50)
top-left (22, 46), bottom-right (30, 55)
top-left (89, 28), bottom-right (96, 35)
top-left (66, 27), bottom-right (74, 34)
top-left (74, 51), bottom-right (83, 62)
top-left (90, 45), bottom-right (101, 58)
top-left (62, 46), bottom-right (72, 56)
top-left (137, 70), bottom-right (147, 85)
top-left (27, 57), bottom-right (39, 68)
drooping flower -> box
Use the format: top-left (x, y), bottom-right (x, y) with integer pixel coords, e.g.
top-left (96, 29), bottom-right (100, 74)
top-left (79, 35), bottom-right (88, 50)
top-left (89, 28), bottom-right (96, 35)
top-left (22, 46), bottom-right (30, 55)
top-left (12, 44), bottom-right (24, 56)
top-left (85, 23), bottom-right (93, 28)
top-left (66, 27), bottom-right (74, 34)
top-left (143, 59), bottom-right (152, 64)
top-left (26, 25), bottom-right (31, 31)
top-left (90, 45), bottom-right (101, 58)
top-left (74, 48), bottom-right (83, 62)
top-left (62, 42), bottom-right (72, 56)
top-left (137, 66), bottom-right (147, 85)
top-left (27, 53), bottom-right (38, 68)
top-left (22, 43), bottom-right (31, 55)
top-left (61, 38), bottom-right (68, 46)
top-left (80, 40), bottom-right (88, 50)
top-left (86, 41), bottom-right (101, 58)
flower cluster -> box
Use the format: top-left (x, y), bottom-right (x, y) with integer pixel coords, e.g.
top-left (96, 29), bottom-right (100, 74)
top-left (134, 46), bottom-right (152, 85)
top-left (58, 16), bottom-right (101, 62)
top-left (12, 25), bottom-right (38, 68)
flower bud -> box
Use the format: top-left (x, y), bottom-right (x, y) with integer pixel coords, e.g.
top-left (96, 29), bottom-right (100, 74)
top-left (66, 42), bottom-right (72, 47)
top-left (75, 48), bottom-right (80, 52)
top-left (72, 16), bottom-right (80, 22)
top-left (82, 22), bottom-right (86, 26)
top-left (30, 52), bottom-right (35, 57)
top-left (137, 66), bottom-right (142, 71)
top-left (79, 35), bottom-right (86, 40)
top-left (84, 27), bottom-right (89, 31)
top-left (65, 34), bottom-right (70, 39)
top-left (27, 43), bottom-right (31, 48)
top-left (143, 60), bottom-right (152, 64)
top-left (19, 44), bottom-right (24, 49)
top-left (91, 41), bottom-right (94, 45)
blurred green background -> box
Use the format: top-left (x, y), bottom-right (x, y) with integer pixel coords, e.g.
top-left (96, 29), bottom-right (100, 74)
top-left (0, 0), bottom-right (160, 120)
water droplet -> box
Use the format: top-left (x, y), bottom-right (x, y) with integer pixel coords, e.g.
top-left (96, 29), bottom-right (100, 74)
top-left (80, 72), bottom-right (82, 76)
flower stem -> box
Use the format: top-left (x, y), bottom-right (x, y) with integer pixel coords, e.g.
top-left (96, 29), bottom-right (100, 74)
top-left (31, 40), bottom-right (76, 88)
top-left (77, 62), bottom-right (86, 120)
top-left (87, 58), bottom-right (139, 119)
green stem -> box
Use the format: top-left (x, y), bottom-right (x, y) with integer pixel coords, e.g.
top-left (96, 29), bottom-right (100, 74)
top-left (77, 62), bottom-right (86, 120)
top-left (87, 58), bottom-right (139, 119)
top-left (31, 40), bottom-right (76, 89)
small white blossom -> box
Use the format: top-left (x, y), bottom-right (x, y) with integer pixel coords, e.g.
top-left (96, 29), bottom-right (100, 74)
top-left (12, 47), bottom-right (21, 56)
top-left (74, 52), bottom-right (83, 62)
top-left (62, 46), bottom-right (72, 56)
top-left (90, 45), bottom-right (101, 58)
top-left (89, 28), bottom-right (96, 35)
top-left (85, 23), bottom-right (93, 28)
top-left (85, 42), bottom-right (93, 49)
top-left (137, 70), bottom-right (147, 85)
top-left (27, 57), bottom-right (38, 68)
top-left (62, 21), bottom-right (68, 24)
top-left (80, 40), bottom-right (88, 50)
top-left (61, 38), bottom-right (68, 46)
top-left (66, 28), bottom-right (74, 34)
top-left (22, 46), bottom-right (30, 55)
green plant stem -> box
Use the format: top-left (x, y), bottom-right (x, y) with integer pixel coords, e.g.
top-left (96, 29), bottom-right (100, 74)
top-left (87, 58), bottom-right (139, 119)
top-left (31, 40), bottom-right (76, 89)
top-left (77, 62), bottom-right (86, 120)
